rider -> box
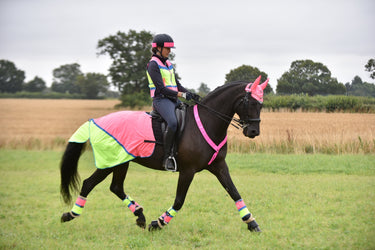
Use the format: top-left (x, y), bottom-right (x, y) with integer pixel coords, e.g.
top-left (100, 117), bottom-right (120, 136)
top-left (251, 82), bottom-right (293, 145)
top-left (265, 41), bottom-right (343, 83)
top-left (146, 34), bottom-right (197, 171)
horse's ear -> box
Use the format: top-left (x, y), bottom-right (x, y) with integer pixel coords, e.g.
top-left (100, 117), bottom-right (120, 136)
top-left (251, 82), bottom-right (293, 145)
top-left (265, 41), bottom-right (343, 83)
top-left (250, 75), bottom-right (261, 92)
top-left (260, 78), bottom-right (269, 90)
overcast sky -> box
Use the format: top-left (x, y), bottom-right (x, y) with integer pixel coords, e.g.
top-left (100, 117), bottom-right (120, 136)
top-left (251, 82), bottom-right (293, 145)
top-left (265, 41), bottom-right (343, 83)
top-left (1, 0), bottom-right (374, 91)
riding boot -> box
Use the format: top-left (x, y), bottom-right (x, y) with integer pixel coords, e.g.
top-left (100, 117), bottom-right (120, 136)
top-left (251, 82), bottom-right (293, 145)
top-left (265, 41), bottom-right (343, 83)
top-left (163, 127), bottom-right (177, 171)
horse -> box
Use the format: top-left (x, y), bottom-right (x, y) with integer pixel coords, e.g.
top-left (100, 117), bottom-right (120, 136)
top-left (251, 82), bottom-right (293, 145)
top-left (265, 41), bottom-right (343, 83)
top-left (60, 76), bottom-right (268, 232)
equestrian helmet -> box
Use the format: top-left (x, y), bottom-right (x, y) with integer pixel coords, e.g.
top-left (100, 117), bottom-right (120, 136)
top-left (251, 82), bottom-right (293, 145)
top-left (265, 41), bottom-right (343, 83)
top-left (152, 34), bottom-right (175, 48)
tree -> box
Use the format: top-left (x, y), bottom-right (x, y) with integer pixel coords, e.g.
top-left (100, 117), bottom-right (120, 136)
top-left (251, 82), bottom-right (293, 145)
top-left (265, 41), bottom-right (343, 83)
top-left (276, 59), bottom-right (346, 95)
top-left (346, 76), bottom-right (375, 97)
top-left (76, 73), bottom-right (109, 99)
top-left (51, 63), bottom-right (82, 94)
top-left (97, 30), bottom-right (154, 95)
top-left (0, 59), bottom-right (25, 93)
top-left (225, 65), bottom-right (273, 94)
top-left (197, 82), bottom-right (210, 96)
top-left (23, 76), bottom-right (46, 92)
top-left (365, 58), bottom-right (375, 79)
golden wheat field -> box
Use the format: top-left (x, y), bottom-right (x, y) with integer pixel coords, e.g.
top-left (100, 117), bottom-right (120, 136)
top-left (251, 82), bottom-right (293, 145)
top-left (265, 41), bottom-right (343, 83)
top-left (0, 99), bottom-right (374, 153)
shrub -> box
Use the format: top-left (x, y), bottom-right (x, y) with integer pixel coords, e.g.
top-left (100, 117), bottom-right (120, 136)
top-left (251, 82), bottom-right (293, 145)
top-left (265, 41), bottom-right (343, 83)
top-left (263, 95), bottom-right (375, 113)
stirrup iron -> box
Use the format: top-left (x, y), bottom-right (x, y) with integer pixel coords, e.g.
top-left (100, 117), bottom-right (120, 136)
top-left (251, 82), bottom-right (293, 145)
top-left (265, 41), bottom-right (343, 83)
top-left (164, 156), bottom-right (177, 172)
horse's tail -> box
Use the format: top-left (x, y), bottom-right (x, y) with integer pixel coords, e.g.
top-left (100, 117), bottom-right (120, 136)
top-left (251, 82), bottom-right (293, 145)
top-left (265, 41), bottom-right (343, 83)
top-left (60, 121), bottom-right (90, 204)
top-left (60, 142), bottom-right (86, 204)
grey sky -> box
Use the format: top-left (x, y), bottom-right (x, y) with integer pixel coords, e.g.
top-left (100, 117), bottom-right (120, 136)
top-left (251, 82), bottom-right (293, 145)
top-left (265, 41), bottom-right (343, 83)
top-left (1, 0), bottom-right (374, 91)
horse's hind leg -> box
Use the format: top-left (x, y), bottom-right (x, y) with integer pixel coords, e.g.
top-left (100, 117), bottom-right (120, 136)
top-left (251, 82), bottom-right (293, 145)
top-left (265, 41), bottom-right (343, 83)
top-left (61, 168), bottom-right (113, 222)
top-left (110, 163), bottom-right (146, 229)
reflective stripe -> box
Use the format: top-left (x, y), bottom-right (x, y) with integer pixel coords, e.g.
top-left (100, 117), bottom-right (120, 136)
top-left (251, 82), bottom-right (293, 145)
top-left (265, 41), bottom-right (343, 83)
top-left (160, 206), bottom-right (178, 224)
top-left (75, 196), bottom-right (87, 207)
top-left (236, 199), bottom-right (250, 219)
top-left (71, 204), bottom-right (83, 215)
top-left (123, 196), bottom-right (141, 213)
top-left (167, 207), bottom-right (177, 217)
top-left (235, 199), bottom-right (246, 210)
top-left (71, 196), bottom-right (87, 215)
top-left (152, 42), bottom-right (174, 48)
top-left (163, 42), bottom-right (174, 47)
top-left (239, 207), bottom-right (250, 218)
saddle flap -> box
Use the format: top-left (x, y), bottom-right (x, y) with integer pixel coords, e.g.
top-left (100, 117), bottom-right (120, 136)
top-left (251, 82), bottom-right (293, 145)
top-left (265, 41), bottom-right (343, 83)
top-left (150, 103), bottom-right (187, 144)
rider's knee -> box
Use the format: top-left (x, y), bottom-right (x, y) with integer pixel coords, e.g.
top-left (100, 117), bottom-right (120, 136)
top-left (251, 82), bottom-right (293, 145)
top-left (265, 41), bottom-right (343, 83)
top-left (168, 121), bottom-right (178, 132)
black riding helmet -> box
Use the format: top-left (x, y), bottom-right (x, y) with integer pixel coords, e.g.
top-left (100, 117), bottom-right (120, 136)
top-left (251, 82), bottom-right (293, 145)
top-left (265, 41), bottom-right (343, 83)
top-left (152, 34), bottom-right (175, 48)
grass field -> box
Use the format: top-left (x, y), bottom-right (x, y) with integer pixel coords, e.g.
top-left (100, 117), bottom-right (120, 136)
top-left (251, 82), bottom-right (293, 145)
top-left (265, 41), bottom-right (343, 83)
top-left (1, 98), bottom-right (374, 248)
top-left (1, 99), bottom-right (374, 153)
top-left (0, 150), bottom-right (374, 249)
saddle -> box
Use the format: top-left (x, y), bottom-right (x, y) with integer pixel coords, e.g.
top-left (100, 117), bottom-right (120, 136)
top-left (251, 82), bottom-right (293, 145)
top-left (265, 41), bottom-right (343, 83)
top-left (149, 102), bottom-right (187, 153)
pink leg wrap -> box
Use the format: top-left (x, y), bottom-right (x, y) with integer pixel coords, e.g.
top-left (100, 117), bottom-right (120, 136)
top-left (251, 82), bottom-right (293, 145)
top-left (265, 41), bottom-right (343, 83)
top-left (123, 196), bottom-right (142, 213)
top-left (75, 196), bottom-right (87, 207)
top-left (128, 201), bottom-right (141, 213)
top-left (159, 207), bottom-right (177, 225)
top-left (235, 199), bottom-right (246, 210)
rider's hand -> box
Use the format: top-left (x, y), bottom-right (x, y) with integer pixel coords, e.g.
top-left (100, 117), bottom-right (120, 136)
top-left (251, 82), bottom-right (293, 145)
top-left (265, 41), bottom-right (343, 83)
top-left (180, 92), bottom-right (201, 101)
top-left (180, 92), bottom-right (192, 100)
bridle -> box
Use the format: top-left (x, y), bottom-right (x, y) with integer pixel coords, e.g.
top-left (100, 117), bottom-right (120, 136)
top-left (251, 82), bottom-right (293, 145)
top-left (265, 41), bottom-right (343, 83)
top-left (238, 90), bottom-right (261, 128)
top-left (192, 87), bottom-right (261, 130)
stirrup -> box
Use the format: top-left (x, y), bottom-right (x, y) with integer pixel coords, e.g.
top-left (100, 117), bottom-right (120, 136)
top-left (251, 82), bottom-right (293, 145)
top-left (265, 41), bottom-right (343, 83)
top-left (164, 156), bottom-right (177, 172)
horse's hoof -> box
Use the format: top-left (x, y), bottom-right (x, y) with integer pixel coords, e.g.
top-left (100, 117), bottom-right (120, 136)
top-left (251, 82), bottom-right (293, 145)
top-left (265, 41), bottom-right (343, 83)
top-left (137, 218), bottom-right (146, 229)
top-left (148, 220), bottom-right (162, 231)
top-left (134, 208), bottom-right (146, 229)
top-left (61, 212), bottom-right (75, 223)
top-left (250, 226), bottom-right (262, 232)
top-left (248, 220), bottom-right (261, 232)
top-left (136, 216), bottom-right (146, 229)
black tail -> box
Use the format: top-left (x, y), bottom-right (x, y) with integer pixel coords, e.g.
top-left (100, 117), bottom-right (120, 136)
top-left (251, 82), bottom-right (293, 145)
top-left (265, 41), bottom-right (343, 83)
top-left (60, 142), bottom-right (85, 204)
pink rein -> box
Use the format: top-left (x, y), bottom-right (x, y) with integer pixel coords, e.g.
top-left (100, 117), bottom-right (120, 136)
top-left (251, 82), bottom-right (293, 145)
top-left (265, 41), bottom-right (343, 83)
top-left (193, 105), bottom-right (227, 165)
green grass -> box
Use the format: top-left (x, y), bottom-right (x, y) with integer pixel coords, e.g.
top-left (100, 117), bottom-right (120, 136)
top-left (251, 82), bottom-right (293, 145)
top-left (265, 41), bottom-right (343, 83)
top-left (0, 150), bottom-right (374, 249)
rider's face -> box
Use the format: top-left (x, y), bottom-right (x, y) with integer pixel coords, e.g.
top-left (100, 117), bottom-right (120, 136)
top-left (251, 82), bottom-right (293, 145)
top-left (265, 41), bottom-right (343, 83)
top-left (158, 47), bottom-right (171, 58)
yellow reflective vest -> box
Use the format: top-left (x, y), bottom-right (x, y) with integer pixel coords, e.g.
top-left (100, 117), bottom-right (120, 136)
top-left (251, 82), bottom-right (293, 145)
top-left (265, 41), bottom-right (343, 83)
top-left (147, 56), bottom-right (178, 97)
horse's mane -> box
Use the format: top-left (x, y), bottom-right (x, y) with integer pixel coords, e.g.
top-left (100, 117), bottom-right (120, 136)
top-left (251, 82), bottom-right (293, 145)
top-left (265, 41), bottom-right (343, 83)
top-left (202, 81), bottom-right (248, 102)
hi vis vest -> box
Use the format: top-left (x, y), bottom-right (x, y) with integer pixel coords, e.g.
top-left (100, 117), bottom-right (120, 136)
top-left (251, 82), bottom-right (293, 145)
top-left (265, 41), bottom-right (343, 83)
top-left (147, 56), bottom-right (178, 97)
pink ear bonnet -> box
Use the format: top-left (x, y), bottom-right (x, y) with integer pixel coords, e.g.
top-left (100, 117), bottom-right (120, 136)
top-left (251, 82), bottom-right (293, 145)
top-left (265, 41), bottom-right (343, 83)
top-left (245, 76), bottom-right (269, 103)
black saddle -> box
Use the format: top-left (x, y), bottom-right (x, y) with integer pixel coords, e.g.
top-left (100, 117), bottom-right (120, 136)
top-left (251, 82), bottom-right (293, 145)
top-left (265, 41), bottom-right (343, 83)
top-left (149, 102), bottom-right (187, 147)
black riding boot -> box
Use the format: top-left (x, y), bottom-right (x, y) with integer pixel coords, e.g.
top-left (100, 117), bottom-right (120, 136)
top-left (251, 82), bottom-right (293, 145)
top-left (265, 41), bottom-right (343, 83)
top-left (163, 127), bottom-right (177, 171)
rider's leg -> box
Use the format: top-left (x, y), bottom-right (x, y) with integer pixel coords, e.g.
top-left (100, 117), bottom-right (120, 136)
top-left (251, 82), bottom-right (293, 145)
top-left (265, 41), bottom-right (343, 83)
top-left (153, 97), bottom-right (178, 171)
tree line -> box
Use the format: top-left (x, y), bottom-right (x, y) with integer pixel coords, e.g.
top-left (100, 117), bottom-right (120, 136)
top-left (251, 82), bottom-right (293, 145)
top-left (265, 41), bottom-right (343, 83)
top-left (0, 60), bottom-right (112, 99)
top-left (1, 29), bottom-right (374, 104)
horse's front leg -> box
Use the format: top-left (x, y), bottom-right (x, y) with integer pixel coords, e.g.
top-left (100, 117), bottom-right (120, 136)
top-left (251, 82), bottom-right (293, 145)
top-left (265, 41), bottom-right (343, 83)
top-left (148, 169), bottom-right (195, 231)
top-left (208, 160), bottom-right (261, 232)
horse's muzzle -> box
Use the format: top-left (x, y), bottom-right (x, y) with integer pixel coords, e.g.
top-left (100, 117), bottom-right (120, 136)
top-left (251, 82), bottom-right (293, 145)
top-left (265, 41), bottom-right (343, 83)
top-left (243, 127), bottom-right (259, 138)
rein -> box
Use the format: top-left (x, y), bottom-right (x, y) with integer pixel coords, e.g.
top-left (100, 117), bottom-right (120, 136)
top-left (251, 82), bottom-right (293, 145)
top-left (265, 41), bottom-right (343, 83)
top-left (192, 90), bottom-right (261, 130)
top-left (193, 99), bottom-right (243, 129)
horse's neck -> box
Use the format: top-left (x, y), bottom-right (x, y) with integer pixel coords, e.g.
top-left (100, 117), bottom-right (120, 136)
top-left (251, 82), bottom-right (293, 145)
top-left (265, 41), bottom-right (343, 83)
top-left (197, 84), bottom-right (244, 140)
top-left (203, 83), bottom-right (244, 118)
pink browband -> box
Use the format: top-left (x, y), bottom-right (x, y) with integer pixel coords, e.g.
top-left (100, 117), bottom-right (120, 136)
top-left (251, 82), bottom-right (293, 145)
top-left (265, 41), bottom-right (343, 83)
top-left (194, 105), bottom-right (227, 165)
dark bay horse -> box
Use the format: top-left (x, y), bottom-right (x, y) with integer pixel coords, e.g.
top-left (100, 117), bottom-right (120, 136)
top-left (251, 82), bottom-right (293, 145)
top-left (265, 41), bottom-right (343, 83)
top-left (60, 76), bottom-right (268, 232)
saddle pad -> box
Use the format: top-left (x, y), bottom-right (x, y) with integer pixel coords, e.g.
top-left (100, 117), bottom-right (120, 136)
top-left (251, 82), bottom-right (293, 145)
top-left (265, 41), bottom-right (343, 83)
top-left (69, 111), bottom-right (155, 169)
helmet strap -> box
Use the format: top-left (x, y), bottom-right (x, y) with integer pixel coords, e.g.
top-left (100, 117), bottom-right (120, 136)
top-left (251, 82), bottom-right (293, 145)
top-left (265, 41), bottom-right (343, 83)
top-left (158, 47), bottom-right (168, 60)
